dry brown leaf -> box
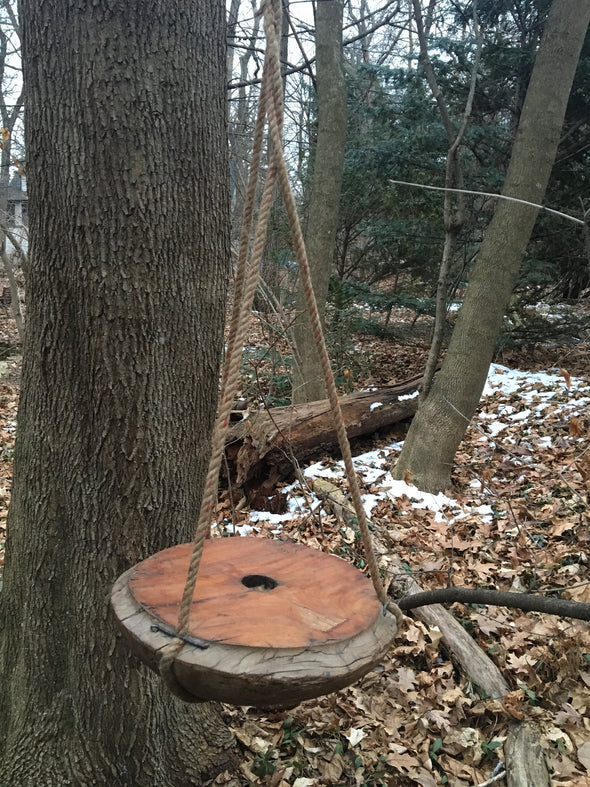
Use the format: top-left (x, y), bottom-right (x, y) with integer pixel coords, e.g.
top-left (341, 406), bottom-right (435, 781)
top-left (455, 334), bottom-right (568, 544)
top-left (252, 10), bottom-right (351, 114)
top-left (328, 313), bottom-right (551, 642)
top-left (569, 415), bottom-right (584, 437)
top-left (502, 689), bottom-right (525, 720)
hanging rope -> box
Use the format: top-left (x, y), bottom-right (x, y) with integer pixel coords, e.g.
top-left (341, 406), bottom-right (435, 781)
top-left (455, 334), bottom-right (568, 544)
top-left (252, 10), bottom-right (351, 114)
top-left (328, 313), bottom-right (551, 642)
top-left (159, 3), bottom-right (284, 698)
top-left (159, 0), bottom-right (402, 698)
top-left (261, 0), bottom-right (403, 627)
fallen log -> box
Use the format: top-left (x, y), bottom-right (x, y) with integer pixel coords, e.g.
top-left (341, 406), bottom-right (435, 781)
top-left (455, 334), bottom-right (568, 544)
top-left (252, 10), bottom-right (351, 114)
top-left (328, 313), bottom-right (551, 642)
top-left (224, 373), bottom-right (421, 498)
top-left (505, 724), bottom-right (550, 787)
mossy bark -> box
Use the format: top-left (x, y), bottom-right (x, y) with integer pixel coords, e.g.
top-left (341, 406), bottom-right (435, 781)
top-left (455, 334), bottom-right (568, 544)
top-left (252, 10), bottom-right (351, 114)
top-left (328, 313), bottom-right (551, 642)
top-left (0, 1), bottom-right (237, 783)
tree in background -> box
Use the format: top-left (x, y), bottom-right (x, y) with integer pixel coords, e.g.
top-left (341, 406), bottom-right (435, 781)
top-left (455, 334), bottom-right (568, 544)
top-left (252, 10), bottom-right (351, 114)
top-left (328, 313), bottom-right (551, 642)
top-left (0, 0), bottom-right (22, 215)
top-left (228, 1), bottom-right (590, 336)
top-left (410, 0), bottom-right (481, 397)
top-left (292, 0), bottom-right (347, 403)
top-left (0, 0), bottom-right (24, 336)
top-left (0, 0), bottom-right (236, 783)
top-left (394, 0), bottom-right (590, 493)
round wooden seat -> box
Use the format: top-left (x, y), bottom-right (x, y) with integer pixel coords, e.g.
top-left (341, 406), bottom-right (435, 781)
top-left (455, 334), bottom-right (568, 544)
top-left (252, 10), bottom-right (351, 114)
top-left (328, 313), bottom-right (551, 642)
top-left (110, 537), bottom-right (398, 707)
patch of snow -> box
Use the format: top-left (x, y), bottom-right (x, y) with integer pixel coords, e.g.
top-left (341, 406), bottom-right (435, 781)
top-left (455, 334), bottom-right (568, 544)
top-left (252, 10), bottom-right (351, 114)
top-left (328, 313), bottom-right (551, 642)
top-left (399, 390), bottom-right (419, 401)
top-left (303, 461), bottom-right (342, 479)
top-left (233, 357), bottom-right (588, 540)
top-left (487, 421), bottom-right (507, 436)
top-left (508, 409), bottom-right (532, 422)
top-left (535, 436), bottom-right (552, 448)
top-left (386, 479), bottom-right (457, 513)
top-left (363, 494), bottom-right (381, 516)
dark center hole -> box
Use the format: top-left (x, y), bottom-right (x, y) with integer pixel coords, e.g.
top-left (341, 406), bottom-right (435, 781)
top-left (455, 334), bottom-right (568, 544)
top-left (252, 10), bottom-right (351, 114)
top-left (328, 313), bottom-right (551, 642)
top-left (241, 574), bottom-right (278, 591)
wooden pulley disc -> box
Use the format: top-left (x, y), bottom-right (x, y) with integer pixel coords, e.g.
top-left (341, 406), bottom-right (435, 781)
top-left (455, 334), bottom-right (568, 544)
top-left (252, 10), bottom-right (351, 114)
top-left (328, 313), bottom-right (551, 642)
top-left (110, 537), bottom-right (397, 708)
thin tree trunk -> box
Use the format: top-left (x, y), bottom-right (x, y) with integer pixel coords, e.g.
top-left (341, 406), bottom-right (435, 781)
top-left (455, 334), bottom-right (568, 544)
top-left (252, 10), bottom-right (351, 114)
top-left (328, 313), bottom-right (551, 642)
top-left (258, 0), bottom-right (290, 311)
top-left (0, 1), bottom-right (236, 784)
top-left (1, 250), bottom-right (23, 340)
top-left (412, 0), bottom-right (481, 398)
top-left (292, 0), bottom-right (347, 404)
top-left (230, 1), bottom-right (262, 235)
top-left (395, 0), bottom-right (590, 492)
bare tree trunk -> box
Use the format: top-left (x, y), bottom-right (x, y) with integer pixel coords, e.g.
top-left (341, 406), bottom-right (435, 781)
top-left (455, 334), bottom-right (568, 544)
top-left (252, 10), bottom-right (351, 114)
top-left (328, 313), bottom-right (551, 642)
top-left (226, 0), bottom-right (242, 86)
top-left (292, 0), bottom-right (347, 404)
top-left (0, 6), bottom-right (24, 269)
top-left (395, 0), bottom-right (590, 493)
top-left (258, 0), bottom-right (290, 311)
top-left (411, 0), bottom-right (481, 398)
top-left (229, 0), bottom-right (262, 236)
top-left (1, 250), bottom-right (23, 339)
top-left (0, 1), bottom-right (237, 784)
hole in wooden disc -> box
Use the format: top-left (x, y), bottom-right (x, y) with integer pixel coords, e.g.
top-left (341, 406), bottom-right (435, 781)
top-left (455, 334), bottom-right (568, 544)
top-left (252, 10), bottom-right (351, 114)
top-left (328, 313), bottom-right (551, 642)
top-left (241, 574), bottom-right (278, 591)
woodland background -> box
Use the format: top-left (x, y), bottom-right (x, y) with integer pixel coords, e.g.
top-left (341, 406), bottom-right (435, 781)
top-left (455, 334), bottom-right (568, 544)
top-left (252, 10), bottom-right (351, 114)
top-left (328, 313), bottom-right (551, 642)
top-left (0, 0), bottom-right (588, 785)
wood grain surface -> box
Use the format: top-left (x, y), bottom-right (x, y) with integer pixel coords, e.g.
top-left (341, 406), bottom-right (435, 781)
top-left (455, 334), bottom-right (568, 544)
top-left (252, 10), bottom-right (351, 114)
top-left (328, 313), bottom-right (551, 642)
top-left (128, 538), bottom-right (381, 647)
top-left (111, 538), bottom-right (399, 706)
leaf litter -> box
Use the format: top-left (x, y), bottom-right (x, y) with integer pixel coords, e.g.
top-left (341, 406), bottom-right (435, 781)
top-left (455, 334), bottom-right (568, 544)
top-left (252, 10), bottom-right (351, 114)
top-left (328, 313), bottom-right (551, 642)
top-left (0, 326), bottom-right (588, 786)
top-left (212, 358), bottom-right (590, 786)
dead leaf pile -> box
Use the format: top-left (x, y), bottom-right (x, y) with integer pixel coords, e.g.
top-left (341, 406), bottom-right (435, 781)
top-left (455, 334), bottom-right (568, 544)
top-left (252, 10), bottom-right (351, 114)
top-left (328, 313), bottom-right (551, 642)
top-left (0, 312), bottom-right (588, 786)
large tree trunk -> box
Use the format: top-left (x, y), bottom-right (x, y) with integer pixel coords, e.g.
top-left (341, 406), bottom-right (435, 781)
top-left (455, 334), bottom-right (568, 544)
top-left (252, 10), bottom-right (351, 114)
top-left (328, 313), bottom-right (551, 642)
top-left (292, 0), bottom-right (347, 404)
top-left (395, 0), bottom-right (590, 492)
top-left (0, 1), bottom-right (236, 785)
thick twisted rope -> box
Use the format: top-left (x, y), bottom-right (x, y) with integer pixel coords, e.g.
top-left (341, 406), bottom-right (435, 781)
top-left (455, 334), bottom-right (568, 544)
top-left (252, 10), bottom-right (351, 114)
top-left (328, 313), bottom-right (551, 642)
top-left (160, 0), bottom-right (401, 697)
top-left (173, 4), bottom-right (284, 638)
top-left (159, 10), bottom-right (284, 695)
top-left (262, 0), bottom-right (403, 627)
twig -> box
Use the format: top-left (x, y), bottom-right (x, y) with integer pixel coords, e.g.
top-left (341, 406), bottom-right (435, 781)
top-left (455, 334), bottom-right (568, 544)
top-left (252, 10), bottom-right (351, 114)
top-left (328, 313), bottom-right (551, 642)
top-left (477, 769), bottom-right (506, 786)
top-left (389, 179), bottom-right (584, 225)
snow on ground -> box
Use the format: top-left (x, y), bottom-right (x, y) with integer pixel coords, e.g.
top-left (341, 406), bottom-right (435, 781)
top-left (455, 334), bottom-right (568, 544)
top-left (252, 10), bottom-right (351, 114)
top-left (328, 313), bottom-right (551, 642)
top-left (232, 363), bottom-right (589, 534)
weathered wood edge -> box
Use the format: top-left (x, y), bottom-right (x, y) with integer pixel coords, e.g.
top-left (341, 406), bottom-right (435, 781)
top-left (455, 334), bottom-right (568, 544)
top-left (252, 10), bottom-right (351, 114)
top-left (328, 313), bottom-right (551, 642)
top-left (111, 567), bottom-right (398, 707)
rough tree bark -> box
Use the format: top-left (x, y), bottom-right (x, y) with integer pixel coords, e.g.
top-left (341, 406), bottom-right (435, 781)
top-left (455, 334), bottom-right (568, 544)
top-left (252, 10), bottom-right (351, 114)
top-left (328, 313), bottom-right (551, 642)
top-left (395, 0), bottom-right (590, 492)
top-left (0, 1), bottom-right (237, 784)
top-left (292, 0), bottom-right (347, 404)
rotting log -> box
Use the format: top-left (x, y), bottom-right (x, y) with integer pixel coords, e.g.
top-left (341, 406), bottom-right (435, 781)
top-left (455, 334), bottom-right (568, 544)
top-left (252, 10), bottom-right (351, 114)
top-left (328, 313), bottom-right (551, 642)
top-left (312, 477), bottom-right (551, 786)
top-left (225, 374), bottom-right (422, 499)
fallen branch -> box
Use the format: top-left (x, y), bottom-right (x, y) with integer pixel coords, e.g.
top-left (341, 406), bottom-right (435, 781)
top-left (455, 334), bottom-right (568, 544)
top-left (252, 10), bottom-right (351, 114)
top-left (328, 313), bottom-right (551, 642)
top-left (504, 723), bottom-right (550, 787)
top-left (398, 587), bottom-right (590, 621)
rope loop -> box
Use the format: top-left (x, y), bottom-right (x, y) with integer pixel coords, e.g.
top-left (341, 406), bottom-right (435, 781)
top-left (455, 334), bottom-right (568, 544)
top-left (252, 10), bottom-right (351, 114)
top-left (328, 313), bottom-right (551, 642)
top-left (158, 640), bottom-right (201, 703)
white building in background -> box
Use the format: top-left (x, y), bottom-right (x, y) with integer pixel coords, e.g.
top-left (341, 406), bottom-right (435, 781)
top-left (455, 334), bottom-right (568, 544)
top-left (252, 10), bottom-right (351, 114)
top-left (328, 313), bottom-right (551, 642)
top-left (0, 173), bottom-right (28, 255)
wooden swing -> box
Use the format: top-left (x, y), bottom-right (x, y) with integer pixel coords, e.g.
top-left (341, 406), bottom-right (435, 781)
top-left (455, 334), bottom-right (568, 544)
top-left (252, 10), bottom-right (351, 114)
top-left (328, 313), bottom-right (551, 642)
top-left (110, 0), bottom-right (403, 709)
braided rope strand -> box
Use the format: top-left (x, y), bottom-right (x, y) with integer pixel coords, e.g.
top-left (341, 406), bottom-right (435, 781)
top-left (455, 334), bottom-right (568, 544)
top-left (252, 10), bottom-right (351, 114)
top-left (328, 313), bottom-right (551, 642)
top-left (160, 0), bottom-right (401, 693)
top-left (173, 9), bottom-right (285, 638)
top-left (263, 0), bottom-right (403, 625)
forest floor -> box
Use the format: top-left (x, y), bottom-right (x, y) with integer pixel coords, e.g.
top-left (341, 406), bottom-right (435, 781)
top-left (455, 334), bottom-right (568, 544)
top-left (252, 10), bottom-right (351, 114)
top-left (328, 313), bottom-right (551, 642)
top-left (0, 307), bottom-right (588, 787)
